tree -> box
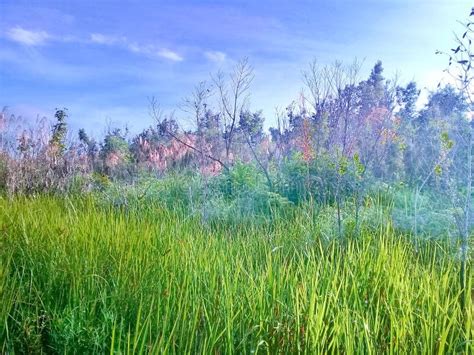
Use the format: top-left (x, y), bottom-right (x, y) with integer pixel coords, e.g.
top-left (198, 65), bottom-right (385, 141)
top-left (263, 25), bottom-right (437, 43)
top-left (181, 81), bottom-right (223, 172)
top-left (397, 81), bottom-right (421, 183)
top-left (50, 108), bottom-right (68, 156)
top-left (301, 59), bottom-right (364, 236)
top-left (436, 7), bottom-right (474, 316)
top-left (397, 81), bottom-right (420, 122)
top-left (238, 110), bottom-right (273, 190)
top-left (149, 59), bottom-right (255, 174)
top-left (100, 128), bottom-right (132, 178)
top-left (78, 129), bottom-right (98, 158)
top-left (213, 57), bottom-right (254, 162)
top-left (148, 97), bottom-right (229, 172)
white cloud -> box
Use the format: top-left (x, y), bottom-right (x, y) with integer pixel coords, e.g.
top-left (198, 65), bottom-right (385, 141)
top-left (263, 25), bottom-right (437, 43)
top-left (89, 33), bottom-right (183, 62)
top-left (5, 27), bottom-right (184, 62)
top-left (204, 50), bottom-right (226, 63)
top-left (6, 27), bottom-right (50, 46)
top-left (157, 48), bottom-right (183, 62)
top-left (127, 43), bottom-right (142, 53)
top-left (89, 33), bottom-right (128, 46)
top-left (90, 33), bottom-right (116, 45)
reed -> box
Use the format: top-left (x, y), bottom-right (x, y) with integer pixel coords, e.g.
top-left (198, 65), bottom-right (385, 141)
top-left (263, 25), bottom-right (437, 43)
top-left (1, 196), bottom-right (472, 353)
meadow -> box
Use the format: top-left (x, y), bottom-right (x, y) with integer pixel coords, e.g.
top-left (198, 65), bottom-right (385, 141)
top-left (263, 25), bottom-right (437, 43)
top-left (1, 8), bottom-right (473, 352)
top-left (1, 191), bottom-right (472, 353)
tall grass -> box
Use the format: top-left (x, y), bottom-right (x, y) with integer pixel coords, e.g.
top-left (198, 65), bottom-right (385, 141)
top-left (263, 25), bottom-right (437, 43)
top-left (1, 196), bottom-right (472, 353)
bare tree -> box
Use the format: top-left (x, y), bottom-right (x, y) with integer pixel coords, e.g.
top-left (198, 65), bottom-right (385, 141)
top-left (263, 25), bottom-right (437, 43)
top-left (302, 59), bottom-right (363, 237)
top-left (213, 57), bottom-right (254, 161)
top-left (181, 81), bottom-right (215, 167)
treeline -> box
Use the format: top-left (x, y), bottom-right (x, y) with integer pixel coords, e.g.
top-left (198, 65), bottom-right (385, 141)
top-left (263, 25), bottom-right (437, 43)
top-left (0, 60), bottom-right (470, 191)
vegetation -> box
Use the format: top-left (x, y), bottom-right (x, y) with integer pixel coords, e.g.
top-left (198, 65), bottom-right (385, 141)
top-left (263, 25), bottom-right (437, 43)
top-left (0, 6), bottom-right (473, 355)
top-left (1, 195), bottom-right (472, 353)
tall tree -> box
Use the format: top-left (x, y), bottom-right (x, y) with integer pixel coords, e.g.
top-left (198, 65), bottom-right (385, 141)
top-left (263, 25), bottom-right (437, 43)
top-left (213, 58), bottom-right (254, 162)
top-left (50, 108), bottom-right (68, 156)
top-left (437, 7), bottom-right (474, 316)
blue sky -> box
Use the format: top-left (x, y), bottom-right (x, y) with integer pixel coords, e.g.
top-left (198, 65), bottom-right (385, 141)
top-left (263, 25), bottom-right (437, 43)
top-left (0, 0), bottom-right (471, 136)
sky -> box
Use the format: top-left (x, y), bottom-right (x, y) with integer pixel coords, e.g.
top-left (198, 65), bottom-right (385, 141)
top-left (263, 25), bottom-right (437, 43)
top-left (0, 0), bottom-right (471, 136)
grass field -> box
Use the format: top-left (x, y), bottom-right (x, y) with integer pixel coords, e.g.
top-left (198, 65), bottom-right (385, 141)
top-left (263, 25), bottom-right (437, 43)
top-left (1, 196), bottom-right (472, 353)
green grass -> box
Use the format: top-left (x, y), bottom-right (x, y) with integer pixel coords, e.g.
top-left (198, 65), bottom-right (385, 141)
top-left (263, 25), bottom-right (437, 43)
top-left (1, 196), bottom-right (472, 353)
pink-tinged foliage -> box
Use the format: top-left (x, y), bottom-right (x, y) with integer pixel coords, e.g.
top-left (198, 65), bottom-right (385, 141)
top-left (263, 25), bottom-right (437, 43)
top-left (0, 109), bottom-right (92, 194)
top-left (299, 117), bottom-right (315, 162)
top-left (257, 136), bottom-right (274, 159)
top-left (355, 106), bottom-right (399, 163)
top-left (105, 151), bottom-right (126, 170)
top-left (200, 160), bottom-right (222, 176)
top-left (134, 133), bottom-right (221, 175)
